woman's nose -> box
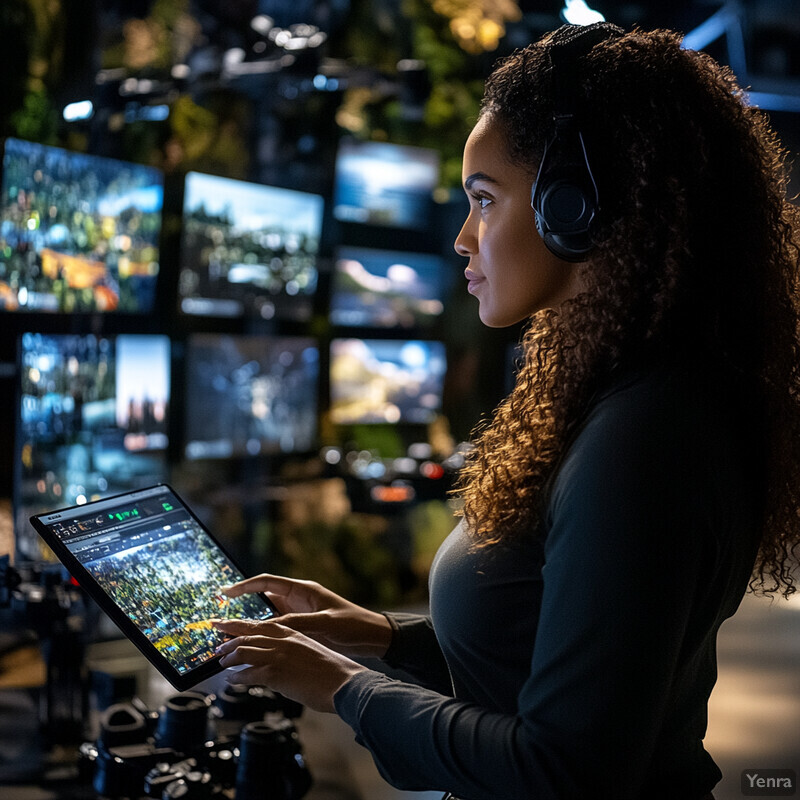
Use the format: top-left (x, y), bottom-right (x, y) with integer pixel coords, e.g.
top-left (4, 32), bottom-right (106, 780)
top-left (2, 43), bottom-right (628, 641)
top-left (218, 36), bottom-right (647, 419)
top-left (454, 218), bottom-right (476, 257)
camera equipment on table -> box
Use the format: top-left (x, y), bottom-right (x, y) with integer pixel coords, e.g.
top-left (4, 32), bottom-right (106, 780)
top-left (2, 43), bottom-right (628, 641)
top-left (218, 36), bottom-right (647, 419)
top-left (79, 686), bottom-right (311, 799)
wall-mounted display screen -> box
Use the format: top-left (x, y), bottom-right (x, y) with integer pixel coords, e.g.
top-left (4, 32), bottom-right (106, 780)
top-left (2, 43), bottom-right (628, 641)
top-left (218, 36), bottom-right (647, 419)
top-left (178, 172), bottom-right (324, 321)
top-left (16, 332), bottom-right (171, 560)
top-left (330, 338), bottom-right (447, 425)
top-left (332, 140), bottom-right (440, 230)
top-left (330, 246), bottom-right (451, 329)
top-left (0, 138), bottom-right (164, 314)
top-left (184, 334), bottom-right (319, 460)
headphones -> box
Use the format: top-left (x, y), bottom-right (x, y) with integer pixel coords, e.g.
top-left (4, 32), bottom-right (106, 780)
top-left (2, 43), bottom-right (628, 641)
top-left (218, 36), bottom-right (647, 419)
top-left (531, 22), bottom-right (623, 262)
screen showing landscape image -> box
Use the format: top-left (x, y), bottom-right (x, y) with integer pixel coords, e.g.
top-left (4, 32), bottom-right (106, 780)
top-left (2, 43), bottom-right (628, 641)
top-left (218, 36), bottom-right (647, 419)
top-left (82, 520), bottom-right (273, 674)
top-left (330, 338), bottom-right (447, 425)
top-left (16, 332), bottom-right (171, 560)
top-left (333, 140), bottom-right (440, 229)
top-left (330, 246), bottom-right (450, 329)
top-left (178, 172), bottom-right (324, 321)
top-left (185, 334), bottom-right (319, 459)
top-left (0, 138), bottom-right (164, 313)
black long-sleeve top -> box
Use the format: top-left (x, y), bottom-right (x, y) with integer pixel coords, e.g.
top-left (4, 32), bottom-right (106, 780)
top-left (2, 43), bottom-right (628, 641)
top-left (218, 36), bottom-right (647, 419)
top-left (334, 363), bottom-right (763, 799)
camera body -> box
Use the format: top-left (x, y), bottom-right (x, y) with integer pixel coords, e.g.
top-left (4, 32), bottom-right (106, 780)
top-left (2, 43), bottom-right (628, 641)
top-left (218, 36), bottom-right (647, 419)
top-left (80, 686), bottom-right (311, 800)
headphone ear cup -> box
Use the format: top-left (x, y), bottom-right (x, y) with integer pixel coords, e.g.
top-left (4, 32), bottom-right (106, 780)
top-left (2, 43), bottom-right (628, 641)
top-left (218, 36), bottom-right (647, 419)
top-left (530, 132), bottom-right (598, 263)
top-left (542, 229), bottom-right (594, 262)
top-left (538, 179), bottom-right (590, 232)
top-left (533, 176), bottom-right (595, 262)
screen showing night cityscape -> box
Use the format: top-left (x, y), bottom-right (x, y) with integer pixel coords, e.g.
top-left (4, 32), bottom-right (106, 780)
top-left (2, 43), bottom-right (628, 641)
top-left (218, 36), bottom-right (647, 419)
top-left (184, 334), bottom-right (319, 459)
top-left (0, 138), bottom-right (164, 313)
top-left (330, 246), bottom-right (450, 329)
top-left (333, 140), bottom-right (440, 229)
top-left (329, 338), bottom-right (447, 425)
top-left (178, 172), bottom-right (324, 321)
top-left (16, 333), bottom-right (171, 560)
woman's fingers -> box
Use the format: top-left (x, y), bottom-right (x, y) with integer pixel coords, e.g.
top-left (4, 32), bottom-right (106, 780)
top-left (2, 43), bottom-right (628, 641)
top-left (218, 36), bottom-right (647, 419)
top-left (210, 627), bottom-right (367, 712)
top-left (213, 618), bottom-right (288, 640)
top-left (221, 573), bottom-right (295, 599)
top-left (221, 574), bottom-right (326, 614)
top-left (217, 642), bottom-right (277, 665)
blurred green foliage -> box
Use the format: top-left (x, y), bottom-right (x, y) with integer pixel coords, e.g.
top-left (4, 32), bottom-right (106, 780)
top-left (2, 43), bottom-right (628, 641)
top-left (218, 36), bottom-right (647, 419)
top-left (5, 0), bottom-right (519, 188)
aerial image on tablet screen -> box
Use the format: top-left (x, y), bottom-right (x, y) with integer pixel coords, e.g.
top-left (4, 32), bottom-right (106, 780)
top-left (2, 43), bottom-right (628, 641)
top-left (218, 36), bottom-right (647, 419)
top-left (35, 485), bottom-right (275, 677)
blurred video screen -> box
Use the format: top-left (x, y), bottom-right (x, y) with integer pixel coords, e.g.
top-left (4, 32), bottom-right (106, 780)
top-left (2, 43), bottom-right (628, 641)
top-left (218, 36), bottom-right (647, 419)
top-left (333, 140), bottom-right (440, 229)
top-left (178, 172), bottom-right (324, 321)
top-left (330, 338), bottom-right (447, 425)
top-left (184, 334), bottom-right (319, 459)
top-left (16, 332), bottom-right (171, 560)
top-left (0, 138), bottom-right (164, 313)
top-left (330, 246), bottom-right (451, 329)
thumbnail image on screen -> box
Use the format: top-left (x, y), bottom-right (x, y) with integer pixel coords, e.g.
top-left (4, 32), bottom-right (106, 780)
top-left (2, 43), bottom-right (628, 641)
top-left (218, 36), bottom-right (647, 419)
top-left (185, 334), bottom-right (319, 459)
top-left (16, 333), bottom-right (171, 560)
top-left (0, 138), bottom-right (164, 313)
top-left (330, 338), bottom-right (447, 425)
top-left (330, 246), bottom-right (451, 329)
top-left (333, 140), bottom-right (440, 229)
top-left (178, 172), bottom-right (324, 320)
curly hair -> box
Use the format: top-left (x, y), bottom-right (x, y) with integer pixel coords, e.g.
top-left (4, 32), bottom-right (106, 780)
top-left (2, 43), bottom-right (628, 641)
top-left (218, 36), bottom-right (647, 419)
top-left (454, 25), bottom-right (800, 598)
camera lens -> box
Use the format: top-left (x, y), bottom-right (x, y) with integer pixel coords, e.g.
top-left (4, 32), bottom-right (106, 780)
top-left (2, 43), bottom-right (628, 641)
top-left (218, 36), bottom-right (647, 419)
top-left (98, 703), bottom-right (148, 748)
top-left (214, 684), bottom-right (264, 722)
top-left (235, 720), bottom-right (312, 800)
top-left (154, 692), bottom-right (212, 752)
top-left (161, 769), bottom-right (215, 799)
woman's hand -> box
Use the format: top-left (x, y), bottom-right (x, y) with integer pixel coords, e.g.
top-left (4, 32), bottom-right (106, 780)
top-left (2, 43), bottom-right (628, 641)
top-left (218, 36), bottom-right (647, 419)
top-left (212, 620), bottom-right (367, 713)
top-left (220, 574), bottom-right (393, 659)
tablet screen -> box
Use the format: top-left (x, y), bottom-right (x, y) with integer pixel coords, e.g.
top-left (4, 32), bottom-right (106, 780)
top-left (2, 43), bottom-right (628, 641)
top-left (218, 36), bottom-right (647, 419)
top-left (31, 484), bottom-right (277, 686)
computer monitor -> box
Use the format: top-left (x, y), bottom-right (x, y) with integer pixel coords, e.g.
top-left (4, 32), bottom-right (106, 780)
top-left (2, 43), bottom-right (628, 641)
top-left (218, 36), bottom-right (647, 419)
top-left (329, 338), bottom-right (447, 425)
top-left (15, 332), bottom-right (171, 561)
top-left (329, 246), bottom-right (451, 329)
top-left (332, 140), bottom-right (440, 229)
top-left (178, 172), bottom-right (324, 321)
top-left (0, 138), bottom-right (164, 313)
top-left (184, 334), bottom-right (319, 460)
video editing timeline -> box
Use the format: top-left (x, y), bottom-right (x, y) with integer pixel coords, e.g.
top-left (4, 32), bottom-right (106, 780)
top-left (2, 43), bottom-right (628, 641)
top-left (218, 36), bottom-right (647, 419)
top-left (42, 487), bottom-right (276, 674)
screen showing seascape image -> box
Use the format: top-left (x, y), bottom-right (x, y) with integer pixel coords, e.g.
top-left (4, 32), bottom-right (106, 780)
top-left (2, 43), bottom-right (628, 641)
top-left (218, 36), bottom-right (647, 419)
top-left (330, 338), bottom-right (447, 425)
top-left (333, 140), bottom-right (440, 229)
top-left (42, 488), bottom-right (276, 675)
top-left (185, 334), bottom-right (319, 459)
top-left (0, 138), bottom-right (163, 313)
top-left (178, 172), bottom-right (324, 320)
top-left (16, 333), bottom-right (170, 560)
top-left (330, 246), bottom-right (450, 329)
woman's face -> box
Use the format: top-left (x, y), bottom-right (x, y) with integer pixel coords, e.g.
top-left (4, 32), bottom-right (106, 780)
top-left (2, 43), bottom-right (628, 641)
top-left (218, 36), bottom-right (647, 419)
top-left (454, 114), bottom-right (583, 328)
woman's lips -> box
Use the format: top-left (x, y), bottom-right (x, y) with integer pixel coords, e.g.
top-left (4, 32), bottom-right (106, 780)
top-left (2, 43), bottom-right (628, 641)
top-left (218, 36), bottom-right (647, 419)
top-left (465, 269), bottom-right (485, 294)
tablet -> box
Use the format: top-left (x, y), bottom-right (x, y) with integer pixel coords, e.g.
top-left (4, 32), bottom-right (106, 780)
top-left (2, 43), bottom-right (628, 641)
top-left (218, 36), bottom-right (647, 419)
top-left (30, 484), bottom-right (279, 691)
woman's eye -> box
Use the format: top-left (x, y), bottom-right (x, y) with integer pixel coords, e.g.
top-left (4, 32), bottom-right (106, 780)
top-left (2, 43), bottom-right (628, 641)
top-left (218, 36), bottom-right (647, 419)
top-left (473, 194), bottom-right (492, 209)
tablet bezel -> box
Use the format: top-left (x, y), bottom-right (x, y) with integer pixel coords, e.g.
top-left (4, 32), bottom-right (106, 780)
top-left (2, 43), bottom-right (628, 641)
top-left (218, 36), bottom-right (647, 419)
top-left (29, 483), bottom-right (279, 691)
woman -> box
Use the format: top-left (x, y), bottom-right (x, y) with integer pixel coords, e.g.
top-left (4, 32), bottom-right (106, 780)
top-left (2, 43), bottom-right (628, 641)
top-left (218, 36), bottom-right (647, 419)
top-left (212, 22), bottom-right (800, 800)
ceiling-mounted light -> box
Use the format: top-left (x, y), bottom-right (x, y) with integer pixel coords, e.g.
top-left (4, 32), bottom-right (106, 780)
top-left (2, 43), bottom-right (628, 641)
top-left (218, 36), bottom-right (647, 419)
top-left (63, 100), bottom-right (94, 122)
top-left (561, 0), bottom-right (605, 26)
top-left (251, 15), bottom-right (274, 36)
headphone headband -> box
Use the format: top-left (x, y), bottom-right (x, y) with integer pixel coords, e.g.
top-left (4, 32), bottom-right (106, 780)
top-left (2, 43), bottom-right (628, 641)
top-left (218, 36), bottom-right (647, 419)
top-left (531, 23), bottom-right (623, 262)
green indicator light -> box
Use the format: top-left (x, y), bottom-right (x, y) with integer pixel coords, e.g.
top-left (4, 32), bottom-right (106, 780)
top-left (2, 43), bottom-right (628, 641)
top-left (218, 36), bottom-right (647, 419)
top-left (162, 503), bottom-right (173, 511)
